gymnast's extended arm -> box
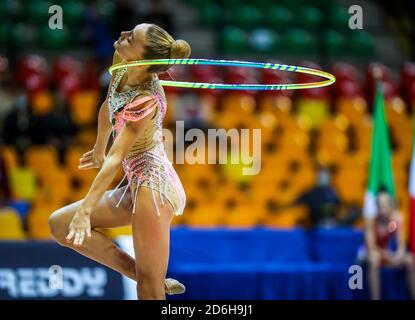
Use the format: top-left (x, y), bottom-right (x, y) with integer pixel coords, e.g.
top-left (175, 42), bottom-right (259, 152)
top-left (93, 52), bottom-right (122, 159)
top-left (79, 52), bottom-right (122, 170)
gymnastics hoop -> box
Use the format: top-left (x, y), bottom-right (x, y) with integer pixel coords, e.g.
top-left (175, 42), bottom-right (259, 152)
top-left (108, 58), bottom-right (336, 91)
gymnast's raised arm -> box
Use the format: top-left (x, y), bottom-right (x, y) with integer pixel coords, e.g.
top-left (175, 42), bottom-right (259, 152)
top-left (79, 52), bottom-right (122, 170)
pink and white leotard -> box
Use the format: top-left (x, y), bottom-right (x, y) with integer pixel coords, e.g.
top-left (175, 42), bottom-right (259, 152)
top-left (106, 67), bottom-right (186, 216)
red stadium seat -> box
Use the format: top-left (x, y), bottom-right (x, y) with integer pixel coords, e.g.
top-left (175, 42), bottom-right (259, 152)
top-left (189, 65), bottom-right (225, 97)
top-left (59, 73), bottom-right (81, 99)
top-left (17, 55), bottom-right (47, 86)
top-left (409, 82), bottom-right (415, 110)
top-left (296, 61), bottom-right (329, 98)
top-left (224, 65), bottom-right (259, 97)
top-left (400, 61), bottom-right (415, 106)
top-left (189, 64), bottom-right (221, 82)
top-left (260, 65), bottom-right (294, 97)
top-left (365, 62), bottom-right (398, 103)
top-left (331, 62), bottom-right (363, 98)
top-left (331, 62), bottom-right (358, 82)
top-left (159, 65), bottom-right (187, 94)
top-left (51, 55), bottom-right (81, 85)
top-left (24, 73), bottom-right (48, 98)
top-left (366, 62), bottom-right (393, 82)
top-left (0, 55), bottom-right (8, 75)
top-left (400, 61), bottom-right (415, 84)
top-left (80, 59), bottom-right (100, 90)
top-left (336, 79), bottom-right (363, 98)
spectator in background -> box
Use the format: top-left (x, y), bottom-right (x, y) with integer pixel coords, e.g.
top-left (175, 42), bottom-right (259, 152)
top-left (0, 145), bottom-right (11, 207)
top-left (274, 166), bottom-right (361, 228)
top-left (28, 96), bottom-right (56, 146)
top-left (47, 87), bottom-right (78, 163)
top-left (291, 167), bottom-right (362, 228)
top-left (141, 0), bottom-right (175, 37)
top-left (0, 57), bottom-right (16, 126)
top-left (29, 87), bottom-right (77, 162)
top-left (291, 167), bottom-right (341, 228)
top-left (83, 0), bottom-right (115, 62)
top-left (2, 92), bottom-right (32, 155)
top-left (358, 188), bottom-right (415, 300)
top-left (2, 88), bottom-right (77, 162)
top-left (0, 85), bottom-right (18, 126)
top-left (111, 0), bottom-right (137, 41)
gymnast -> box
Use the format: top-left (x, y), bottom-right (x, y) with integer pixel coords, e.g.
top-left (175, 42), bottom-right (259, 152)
top-left (48, 23), bottom-right (189, 300)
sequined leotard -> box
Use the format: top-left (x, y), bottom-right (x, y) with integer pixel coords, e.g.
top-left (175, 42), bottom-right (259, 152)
top-left (106, 67), bottom-right (186, 216)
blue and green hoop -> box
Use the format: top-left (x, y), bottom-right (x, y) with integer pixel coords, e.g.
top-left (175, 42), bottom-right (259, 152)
top-left (108, 58), bottom-right (336, 91)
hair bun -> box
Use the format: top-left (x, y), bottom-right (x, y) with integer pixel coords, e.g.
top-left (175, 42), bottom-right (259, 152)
top-left (170, 39), bottom-right (191, 60)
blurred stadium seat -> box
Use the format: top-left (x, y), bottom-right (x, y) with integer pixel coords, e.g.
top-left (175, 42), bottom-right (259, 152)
top-left (0, 207), bottom-right (26, 240)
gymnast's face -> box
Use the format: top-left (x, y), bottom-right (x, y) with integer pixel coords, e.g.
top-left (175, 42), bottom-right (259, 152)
top-left (114, 23), bottom-right (149, 62)
top-left (377, 192), bottom-right (393, 216)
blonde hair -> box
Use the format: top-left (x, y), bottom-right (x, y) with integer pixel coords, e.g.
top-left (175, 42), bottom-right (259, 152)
top-left (143, 24), bottom-right (191, 74)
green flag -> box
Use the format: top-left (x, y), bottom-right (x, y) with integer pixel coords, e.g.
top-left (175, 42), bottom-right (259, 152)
top-left (363, 81), bottom-right (396, 218)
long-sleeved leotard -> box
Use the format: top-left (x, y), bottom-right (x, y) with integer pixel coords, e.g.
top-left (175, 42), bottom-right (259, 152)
top-left (107, 67), bottom-right (186, 216)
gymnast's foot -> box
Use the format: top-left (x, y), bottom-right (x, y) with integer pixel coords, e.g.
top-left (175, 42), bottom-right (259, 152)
top-left (165, 278), bottom-right (186, 295)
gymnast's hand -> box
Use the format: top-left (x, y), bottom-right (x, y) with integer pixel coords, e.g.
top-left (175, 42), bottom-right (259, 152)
top-left (66, 206), bottom-right (92, 247)
top-left (78, 149), bottom-right (105, 170)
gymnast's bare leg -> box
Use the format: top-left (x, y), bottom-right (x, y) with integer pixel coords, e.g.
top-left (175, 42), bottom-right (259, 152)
top-left (48, 185), bottom-right (175, 296)
top-left (130, 186), bottom-right (176, 300)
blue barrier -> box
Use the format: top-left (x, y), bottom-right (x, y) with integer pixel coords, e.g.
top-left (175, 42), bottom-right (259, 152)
top-left (164, 227), bottom-right (410, 300)
top-left (0, 227), bottom-right (410, 300)
top-left (0, 241), bottom-right (124, 299)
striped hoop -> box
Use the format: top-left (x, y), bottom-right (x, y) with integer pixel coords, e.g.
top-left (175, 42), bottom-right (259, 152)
top-left (108, 58), bottom-right (336, 91)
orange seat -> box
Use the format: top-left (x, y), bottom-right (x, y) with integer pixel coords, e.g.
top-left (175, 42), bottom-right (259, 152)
top-left (290, 168), bottom-right (316, 194)
top-left (335, 183), bottom-right (365, 204)
top-left (223, 204), bottom-right (265, 227)
top-left (296, 97), bottom-right (330, 128)
top-left (74, 129), bottom-right (98, 147)
top-left (319, 114), bottom-right (350, 133)
top-left (101, 226), bottom-right (133, 239)
top-left (222, 93), bottom-right (257, 113)
top-left (1, 146), bottom-right (18, 169)
top-left (317, 132), bottom-right (349, 156)
top-left (9, 166), bottom-right (37, 201)
top-left (258, 110), bottom-right (279, 134)
top-left (34, 168), bottom-right (72, 206)
top-left (385, 97), bottom-right (408, 127)
top-left (27, 204), bottom-right (59, 239)
top-left (215, 109), bottom-right (245, 129)
top-left (31, 90), bottom-right (54, 115)
top-left (25, 146), bottom-right (59, 173)
top-left (69, 90), bottom-right (100, 125)
top-left (390, 117), bottom-right (413, 157)
top-left (259, 95), bottom-right (293, 115)
top-left (186, 204), bottom-right (224, 227)
top-left (65, 146), bottom-right (90, 176)
top-left (333, 161), bottom-right (366, 204)
top-left (265, 206), bottom-right (307, 228)
top-left (336, 96), bottom-right (368, 125)
top-left (0, 207), bottom-right (26, 240)
top-left (279, 130), bottom-right (310, 153)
